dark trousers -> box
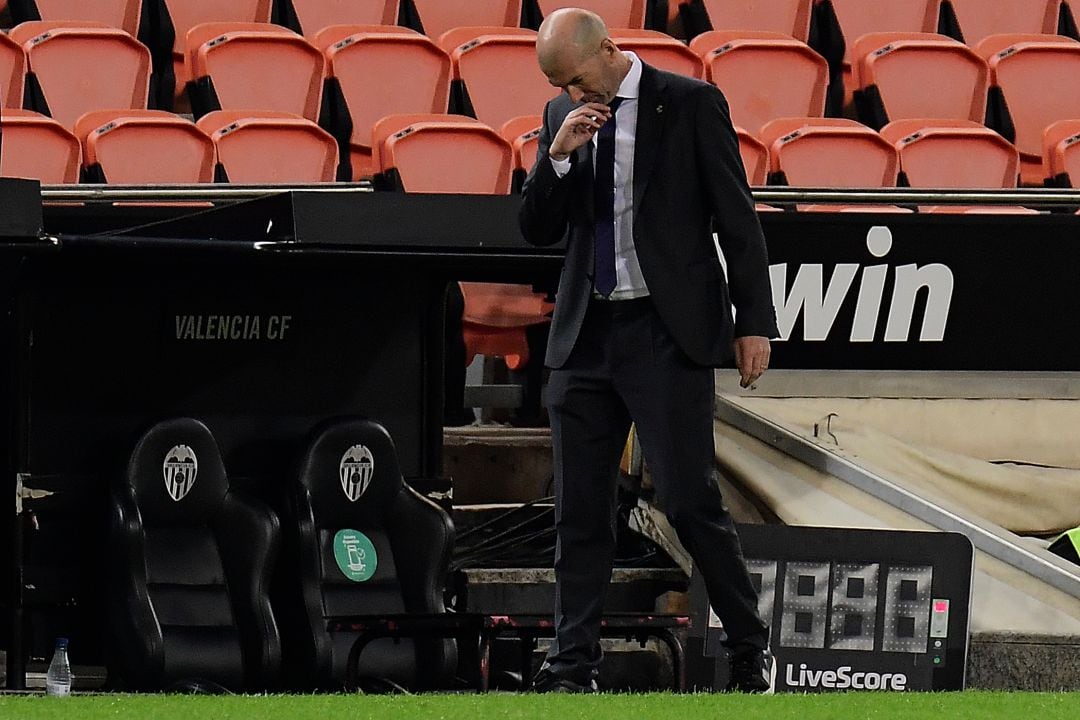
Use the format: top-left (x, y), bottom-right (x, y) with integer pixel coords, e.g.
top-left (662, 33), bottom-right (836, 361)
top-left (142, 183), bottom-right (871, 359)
top-left (543, 297), bottom-right (768, 680)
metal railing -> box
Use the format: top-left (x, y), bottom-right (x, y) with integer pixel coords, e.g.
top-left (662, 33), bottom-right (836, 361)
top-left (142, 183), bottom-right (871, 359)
top-left (37, 183), bottom-right (1080, 208)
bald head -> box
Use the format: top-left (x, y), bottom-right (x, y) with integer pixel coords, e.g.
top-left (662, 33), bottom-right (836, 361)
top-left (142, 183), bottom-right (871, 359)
top-left (536, 7), bottom-right (630, 104)
top-left (537, 8), bottom-right (609, 71)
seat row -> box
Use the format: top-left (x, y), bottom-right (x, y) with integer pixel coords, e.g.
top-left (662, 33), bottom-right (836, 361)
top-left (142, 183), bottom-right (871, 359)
top-left (8, 107), bottom-right (1080, 193)
top-left (7, 0), bottom-right (1078, 44)
top-left (3, 109), bottom-right (338, 184)
top-left (109, 416), bottom-right (455, 691)
top-left (679, 0), bottom-right (1080, 44)
top-left (736, 116), bottom-right (1075, 215)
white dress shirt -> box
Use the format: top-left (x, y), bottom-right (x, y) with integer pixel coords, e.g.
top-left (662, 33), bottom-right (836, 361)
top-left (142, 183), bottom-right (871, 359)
top-left (551, 52), bottom-right (649, 300)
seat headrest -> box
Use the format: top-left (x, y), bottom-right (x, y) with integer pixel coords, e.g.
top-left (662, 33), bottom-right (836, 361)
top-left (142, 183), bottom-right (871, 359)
top-left (298, 417), bottom-right (403, 524)
top-left (124, 418), bottom-right (229, 526)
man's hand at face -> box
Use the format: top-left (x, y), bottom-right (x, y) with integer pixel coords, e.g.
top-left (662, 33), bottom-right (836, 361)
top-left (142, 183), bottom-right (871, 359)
top-left (549, 102), bottom-right (613, 161)
top-left (734, 336), bottom-right (771, 389)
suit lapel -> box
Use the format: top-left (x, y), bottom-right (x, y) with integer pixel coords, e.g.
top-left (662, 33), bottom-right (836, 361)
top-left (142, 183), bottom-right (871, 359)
top-left (633, 63), bottom-right (667, 213)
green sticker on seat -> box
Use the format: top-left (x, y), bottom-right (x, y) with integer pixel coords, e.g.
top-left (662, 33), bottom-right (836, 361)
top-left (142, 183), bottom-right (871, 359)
top-left (333, 529), bottom-right (377, 582)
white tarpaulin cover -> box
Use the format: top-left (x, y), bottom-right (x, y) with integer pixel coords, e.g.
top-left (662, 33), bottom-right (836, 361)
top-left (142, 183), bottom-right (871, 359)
top-left (722, 397), bottom-right (1080, 536)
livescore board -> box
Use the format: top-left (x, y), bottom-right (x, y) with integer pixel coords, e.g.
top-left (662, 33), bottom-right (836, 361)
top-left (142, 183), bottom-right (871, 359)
top-left (687, 525), bottom-right (974, 692)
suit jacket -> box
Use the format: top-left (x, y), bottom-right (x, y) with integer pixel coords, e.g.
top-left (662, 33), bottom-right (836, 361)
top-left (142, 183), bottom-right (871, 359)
top-left (519, 63), bottom-right (779, 369)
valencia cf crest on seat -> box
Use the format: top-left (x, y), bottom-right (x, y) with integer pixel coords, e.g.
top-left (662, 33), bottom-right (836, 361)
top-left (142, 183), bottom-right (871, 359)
top-left (339, 445), bottom-right (374, 502)
top-left (163, 445), bottom-right (198, 501)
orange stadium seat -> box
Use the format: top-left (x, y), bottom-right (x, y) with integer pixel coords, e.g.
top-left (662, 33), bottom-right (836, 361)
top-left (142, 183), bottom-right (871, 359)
top-left (880, 118), bottom-right (1019, 187)
top-left (371, 112), bottom-right (481, 174)
top-left (946, 0), bottom-right (1061, 47)
top-left (499, 114), bottom-right (542, 190)
top-left (921, 205), bottom-right (1040, 214)
top-left (186, 23), bottom-right (325, 121)
top-left (409, 0), bottom-right (522, 40)
top-left (537, 0), bottom-right (647, 29)
top-left (0, 32), bottom-right (27, 109)
top-left (690, 30), bottom-right (827, 135)
top-left (0, 109), bottom-right (81, 183)
top-left (609, 29), bottom-right (705, 78)
top-left (977, 34), bottom-right (1080, 184)
top-left (826, 0), bottom-right (941, 109)
top-left (16, 0), bottom-right (143, 36)
top-left (439, 28), bottom-right (557, 130)
top-left (459, 281), bottom-right (554, 371)
top-left (10, 21), bottom-right (151, 128)
top-left (315, 25), bottom-right (451, 180)
top-left (1043, 118), bottom-right (1080, 186)
top-left (285, 0), bottom-right (398, 38)
top-left (700, 0), bottom-right (813, 41)
top-left (74, 109), bottom-right (215, 183)
top-left (851, 32), bottom-right (988, 128)
top-left (197, 110), bottom-right (338, 183)
top-left (736, 127), bottom-right (769, 185)
top-left (159, 0), bottom-right (273, 105)
top-left (759, 117), bottom-right (899, 186)
top-left (374, 114), bottom-right (513, 193)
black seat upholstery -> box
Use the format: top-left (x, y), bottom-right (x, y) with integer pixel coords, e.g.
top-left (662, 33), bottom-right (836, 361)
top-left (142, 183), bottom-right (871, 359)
top-left (276, 417), bottom-right (457, 690)
top-left (106, 418), bottom-right (282, 691)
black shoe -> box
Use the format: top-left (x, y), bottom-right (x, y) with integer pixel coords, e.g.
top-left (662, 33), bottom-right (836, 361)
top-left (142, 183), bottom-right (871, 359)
top-left (531, 667), bottom-right (598, 694)
top-left (727, 647), bottom-right (775, 694)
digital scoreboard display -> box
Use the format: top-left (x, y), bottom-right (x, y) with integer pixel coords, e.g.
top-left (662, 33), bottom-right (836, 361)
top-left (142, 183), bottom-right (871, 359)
top-left (688, 525), bottom-right (973, 692)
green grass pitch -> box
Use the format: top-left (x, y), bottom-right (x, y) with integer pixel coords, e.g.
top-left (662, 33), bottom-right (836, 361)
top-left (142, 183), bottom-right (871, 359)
top-left (1, 691), bottom-right (1078, 720)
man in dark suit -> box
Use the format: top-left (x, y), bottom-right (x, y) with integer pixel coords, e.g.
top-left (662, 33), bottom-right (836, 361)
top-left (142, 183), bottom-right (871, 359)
top-left (519, 8), bottom-right (779, 693)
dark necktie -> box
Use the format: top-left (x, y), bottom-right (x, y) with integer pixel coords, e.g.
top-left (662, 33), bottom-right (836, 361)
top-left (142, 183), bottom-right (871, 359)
top-left (593, 96), bottom-right (623, 297)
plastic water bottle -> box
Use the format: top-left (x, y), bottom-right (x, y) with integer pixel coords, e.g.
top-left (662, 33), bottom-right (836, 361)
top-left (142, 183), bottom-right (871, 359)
top-left (45, 638), bottom-right (72, 696)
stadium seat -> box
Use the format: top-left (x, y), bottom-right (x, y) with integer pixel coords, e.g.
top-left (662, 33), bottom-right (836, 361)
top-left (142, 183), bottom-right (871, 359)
top-left (283, 0), bottom-right (398, 38)
top-left (75, 109), bottom-right (215, 183)
top-left (370, 112), bottom-right (481, 174)
top-left (826, 0), bottom-right (941, 109)
top-left (977, 34), bottom-right (1080, 184)
top-left (698, 0), bottom-right (813, 41)
top-left (1043, 118), bottom-right (1080, 186)
top-left (0, 32), bottom-right (27, 109)
top-left (409, 0), bottom-right (522, 41)
top-left (186, 23), bottom-right (325, 121)
top-left (880, 117), bottom-right (1029, 210)
top-left (315, 25), bottom-right (451, 180)
top-left (881, 118), bottom-right (1020, 187)
top-left (436, 24), bottom-right (537, 51)
top-left (759, 117), bottom-right (899, 186)
top-left (797, 204), bottom-right (914, 213)
top-left (689, 30), bottom-right (827, 134)
top-left (920, 205), bottom-right (1040, 214)
top-left (197, 110), bottom-right (338, 183)
top-left (273, 418), bottom-right (456, 690)
top-left (373, 114), bottom-right (513, 194)
top-left (10, 0), bottom-right (143, 35)
top-left (851, 32), bottom-right (989, 129)
top-left (0, 109), bottom-right (81, 183)
top-left (107, 418), bottom-right (282, 691)
top-left (10, 21), bottom-right (152, 128)
top-left (439, 28), bottom-right (557, 130)
top-left (157, 0), bottom-right (273, 106)
top-left (499, 114), bottom-right (542, 190)
top-left (536, 0), bottom-right (647, 29)
top-left (736, 126), bottom-right (769, 185)
top-left (609, 28), bottom-right (705, 78)
top-left (946, 0), bottom-right (1061, 47)
top-left (460, 282), bottom-right (554, 370)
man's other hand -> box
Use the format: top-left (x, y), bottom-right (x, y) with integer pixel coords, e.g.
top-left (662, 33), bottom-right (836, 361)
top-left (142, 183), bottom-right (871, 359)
top-left (734, 336), bottom-right (770, 389)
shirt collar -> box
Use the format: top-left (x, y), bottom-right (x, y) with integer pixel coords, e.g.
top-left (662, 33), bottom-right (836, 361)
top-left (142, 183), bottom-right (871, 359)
top-left (614, 51), bottom-right (642, 101)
